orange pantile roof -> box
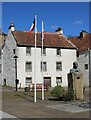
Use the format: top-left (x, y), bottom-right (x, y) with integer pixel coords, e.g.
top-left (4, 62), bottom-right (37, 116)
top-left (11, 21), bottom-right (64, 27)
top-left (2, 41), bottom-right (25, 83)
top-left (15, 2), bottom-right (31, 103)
top-left (69, 33), bottom-right (91, 51)
top-left (0, 32), bottom-right (7, 48)
top-left (12, 31), bottom-right (76, 49)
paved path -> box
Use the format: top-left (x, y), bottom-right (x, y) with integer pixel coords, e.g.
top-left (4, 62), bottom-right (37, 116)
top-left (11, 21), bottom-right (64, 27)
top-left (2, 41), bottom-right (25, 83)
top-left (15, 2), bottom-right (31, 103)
top-left (0, 110), bottom-right (16, 119)
top-left (1, 87), bottom-right (90, 119)
top-left (46, 103), bottom-right (90, 113)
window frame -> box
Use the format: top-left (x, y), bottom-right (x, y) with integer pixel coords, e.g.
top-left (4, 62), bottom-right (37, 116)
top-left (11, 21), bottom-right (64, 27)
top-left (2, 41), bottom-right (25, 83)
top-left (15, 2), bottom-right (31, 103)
top-left (25, 62), bottom-right (32, 72)
top-left (56, 77), bottom-right (62, 84)
top-left (84, 64), bottom-right (88, 70)
top-left (41, 61), bottom-right (47, 72)
top-left (41, 48), bottom-right (46, 56)
top-left (26, 47), bottom-right (31, 55)
top-left (0, 64), bottom-right (1, 73)
top-left (0, 49), bottom-right (1, 59)
top-left (26, 77), bottom-right (32, 85)
top-left (56, 62), bottom-right (62, 71)
top-left (56, 48), bottom-right (61, 56)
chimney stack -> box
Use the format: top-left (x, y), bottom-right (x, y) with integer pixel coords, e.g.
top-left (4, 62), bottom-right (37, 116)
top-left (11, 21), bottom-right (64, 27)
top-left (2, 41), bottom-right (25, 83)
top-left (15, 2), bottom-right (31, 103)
top-left (55, 27), bottom-right (63, 35)
top-left (8, 22), bottom-right (15, 31)
top-left (80, 30), bottom-right (88, 38)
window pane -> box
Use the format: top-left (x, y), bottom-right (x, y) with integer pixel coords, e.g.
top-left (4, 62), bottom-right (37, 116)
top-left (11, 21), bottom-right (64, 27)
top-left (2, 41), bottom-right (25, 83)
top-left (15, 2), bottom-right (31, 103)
top-left (13, 49), bottom-right (16, 54)
top-left (0, 49), bottom-right (1, 59)
top-left (41, 48), bottom-right (46, 55)
top-left (26, 62), bottom-right (32, 72)
top-left (56, 62), bottom-right (62, 71)
top-left (26, 77), bottom-right (32, 87)
top-left (57, 48), bottom-right (61, 56)
top-left (43, 48), bottom-right (46, 55)
top-left (41, 62), bottom-right (47, 71)
top-left (0, 64), bottom-right (1, 73)
top-left (26, 47), bottom-right (31, 55)
top-left (85, 64), bottom-right (88, 70)
top-left (56, 77), bottom-right (62, 84)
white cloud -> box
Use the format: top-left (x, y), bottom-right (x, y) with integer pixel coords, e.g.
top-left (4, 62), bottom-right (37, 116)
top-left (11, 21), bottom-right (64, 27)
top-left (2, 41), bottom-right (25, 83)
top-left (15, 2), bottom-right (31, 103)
top-left (51, 25), bottom-right (58, 30)
top-left (73, 20), bottom-right (83, 25)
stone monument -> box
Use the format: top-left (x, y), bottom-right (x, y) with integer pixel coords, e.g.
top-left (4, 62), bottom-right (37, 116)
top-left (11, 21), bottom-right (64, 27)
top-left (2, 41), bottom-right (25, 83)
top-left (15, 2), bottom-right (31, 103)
top-left (68, 62), bottom-right (83, 100)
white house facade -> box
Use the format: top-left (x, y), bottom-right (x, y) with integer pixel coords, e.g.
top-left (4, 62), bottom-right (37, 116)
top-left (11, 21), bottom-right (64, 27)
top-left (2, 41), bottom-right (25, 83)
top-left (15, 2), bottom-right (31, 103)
top-left (77, 50), bottom-right (90, 86)
top-left (0, 29), bottom-right (6, 85)
top-left (69, 31), bottom-right (91, 87)
top-left (3, 23), bottom-right (77, 88)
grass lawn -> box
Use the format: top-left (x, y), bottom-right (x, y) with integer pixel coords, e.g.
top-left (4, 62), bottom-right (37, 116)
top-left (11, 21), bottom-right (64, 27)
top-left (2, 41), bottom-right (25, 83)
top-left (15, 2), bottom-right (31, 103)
top-left (2, 90), bottom-right (52, 101)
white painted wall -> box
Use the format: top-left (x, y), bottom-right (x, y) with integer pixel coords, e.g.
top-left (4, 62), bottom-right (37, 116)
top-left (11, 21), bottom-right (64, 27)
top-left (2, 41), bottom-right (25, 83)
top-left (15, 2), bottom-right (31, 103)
top-left (2, 30), bottom-right (76, 88)
top-left (77, 51), bottom-right (89, 86)
top-left (90, 50), bottom-right (91, 86)
top-left (0, 48), bottom-right (2, 84)
top-left (17, 47), bottom-right (76, 88)
top-left (3, 30), bottom-right (17, 86)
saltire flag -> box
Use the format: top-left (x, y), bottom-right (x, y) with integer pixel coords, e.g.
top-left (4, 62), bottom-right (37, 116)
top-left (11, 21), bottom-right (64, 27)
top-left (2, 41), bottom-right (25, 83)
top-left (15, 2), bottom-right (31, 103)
top-left (29, 18), bottom-right (35, 34)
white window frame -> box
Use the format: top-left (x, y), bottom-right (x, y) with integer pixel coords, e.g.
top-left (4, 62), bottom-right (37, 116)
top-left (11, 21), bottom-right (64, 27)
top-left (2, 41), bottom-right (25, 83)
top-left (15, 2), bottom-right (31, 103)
top-left (0, 64), bottom-right (1, 73)
top-left (56, 62), bottom-right (62, 71)
top-left (26, 77), bottom-right (32, 86)
top-left (26, 47), bottom-right (31, 55)
top-left (56, 48), bottom-right (61, 56)
top-left (56, 77), bottom-right (62, 84)
top-left (41, 48), bottom-right (46, 56)
top-left (41, 61), bottom-right (47, 71)
top-left (84, 64), bottom-right (88, 70)
top-left (26, 62), bottom-right (32, 72)
top-left (0, 49), bottom-right (1, 59)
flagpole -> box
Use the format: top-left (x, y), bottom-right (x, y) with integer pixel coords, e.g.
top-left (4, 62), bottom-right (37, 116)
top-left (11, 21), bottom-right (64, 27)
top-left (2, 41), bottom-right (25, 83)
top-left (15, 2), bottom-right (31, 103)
top-left (42, 20), bottom-right (44, 100)
top-left (1, 49), bottom-right (3, 86)
top-left (34, 14), bottom-right (37, 103)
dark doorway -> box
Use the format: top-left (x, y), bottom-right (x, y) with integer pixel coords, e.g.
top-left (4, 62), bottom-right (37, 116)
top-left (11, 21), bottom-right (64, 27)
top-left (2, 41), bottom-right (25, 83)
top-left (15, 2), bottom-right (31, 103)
top-left (44, 77), bottom-right (51, 87)
top-left (4, 79), bottom-right (6, 86)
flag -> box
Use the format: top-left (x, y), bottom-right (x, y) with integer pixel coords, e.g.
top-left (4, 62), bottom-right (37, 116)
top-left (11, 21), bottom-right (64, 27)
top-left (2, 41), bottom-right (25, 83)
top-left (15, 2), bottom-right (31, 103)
top-left (29, 18), bottom-right (35, 34)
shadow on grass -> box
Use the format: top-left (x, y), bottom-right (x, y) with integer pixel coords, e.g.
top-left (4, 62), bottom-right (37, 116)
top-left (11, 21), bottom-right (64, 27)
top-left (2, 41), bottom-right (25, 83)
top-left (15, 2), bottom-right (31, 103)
top-left (24, 92), bottom-right (42, 100)
top-left (48, 97), bottom-right (64, 101)
top-left (15, 93), bottom-right (34, 102)
top-left (15, 92), bottom-right (44, 102)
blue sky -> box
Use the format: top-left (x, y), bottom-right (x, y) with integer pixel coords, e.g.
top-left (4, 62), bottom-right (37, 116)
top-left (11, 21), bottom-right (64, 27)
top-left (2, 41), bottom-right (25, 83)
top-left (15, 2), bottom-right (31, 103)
top-left (0, 2), bottom-right (2, 28)
top-left (2, 2), bottom-right (89, 36)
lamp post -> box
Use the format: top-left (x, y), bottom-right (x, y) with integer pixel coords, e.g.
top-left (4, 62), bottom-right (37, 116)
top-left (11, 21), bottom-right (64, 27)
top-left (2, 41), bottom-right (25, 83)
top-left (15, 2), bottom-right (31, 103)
top-left (14, 55), bottom-right (18, 91)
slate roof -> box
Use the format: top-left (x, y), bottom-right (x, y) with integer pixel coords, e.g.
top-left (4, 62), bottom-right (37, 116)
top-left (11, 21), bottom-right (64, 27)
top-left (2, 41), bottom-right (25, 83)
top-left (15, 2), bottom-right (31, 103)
top-left (12, 31), bottom-right (76, 49)
top-left (69, 33), bottom-right (91, 51)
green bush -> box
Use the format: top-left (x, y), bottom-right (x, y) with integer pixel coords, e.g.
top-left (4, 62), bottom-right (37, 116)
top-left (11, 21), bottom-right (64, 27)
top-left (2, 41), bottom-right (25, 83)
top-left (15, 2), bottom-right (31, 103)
top-left (63, 89), bottom-right (74, 101)
top-left (51, 85), bottom-right (66, 99)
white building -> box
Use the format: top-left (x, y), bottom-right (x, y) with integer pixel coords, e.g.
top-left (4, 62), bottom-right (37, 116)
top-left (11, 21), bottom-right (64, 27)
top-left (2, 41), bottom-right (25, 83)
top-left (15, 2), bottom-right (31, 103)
top-left (69, 30), bottom-right (91, 87)
top-left (3, 23), bottom-right (77, 88)
top-left (0, 29), bottom-right (7, 85)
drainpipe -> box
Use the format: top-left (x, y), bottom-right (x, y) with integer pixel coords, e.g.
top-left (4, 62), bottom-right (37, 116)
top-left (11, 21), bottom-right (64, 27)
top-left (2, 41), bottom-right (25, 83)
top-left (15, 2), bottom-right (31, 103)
top-left (89, 49), bottom-right (91, 87)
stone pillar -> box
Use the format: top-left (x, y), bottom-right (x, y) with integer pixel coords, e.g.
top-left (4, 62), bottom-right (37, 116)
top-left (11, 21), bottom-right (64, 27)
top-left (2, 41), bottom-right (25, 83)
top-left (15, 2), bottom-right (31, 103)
top-left (72, 73), bottom-right (83, 100)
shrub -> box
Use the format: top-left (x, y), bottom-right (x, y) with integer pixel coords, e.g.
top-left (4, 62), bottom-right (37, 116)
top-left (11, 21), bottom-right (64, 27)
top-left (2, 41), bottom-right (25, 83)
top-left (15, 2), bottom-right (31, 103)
top-left (63, 89), bottom-right (74, 101)
top-left (51, 85), bottom-right (66, 99)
